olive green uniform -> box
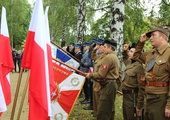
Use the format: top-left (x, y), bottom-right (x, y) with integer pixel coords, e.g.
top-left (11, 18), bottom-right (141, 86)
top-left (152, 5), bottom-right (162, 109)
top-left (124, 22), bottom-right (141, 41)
top-left (91, 49), bottom-right (106, 117)
top-left (133, 41), bottom-right (170, 120)
top-left (89, 51), bottom-right (120, 120)
top-left (122, 50), bottom-right (145, 120)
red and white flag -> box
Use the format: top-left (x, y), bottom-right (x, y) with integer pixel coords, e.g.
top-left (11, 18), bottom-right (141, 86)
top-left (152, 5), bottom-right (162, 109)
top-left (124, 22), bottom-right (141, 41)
top-left (0, 6), bottom-right (14, 115)
top-left (51, 62), bottom-right (85, 120)
top-left (21, 0), bottom-right (54, 119)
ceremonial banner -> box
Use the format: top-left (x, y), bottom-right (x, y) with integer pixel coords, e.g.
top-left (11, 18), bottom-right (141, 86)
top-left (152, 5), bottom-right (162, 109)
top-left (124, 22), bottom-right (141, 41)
top-left (21, 0), bottom-right (54, 119)
top-left (51, 62), bottom-right (85, 120)
top-left (50, 43), bottom-right (80, 69)
top-left (0, 6), bottom-right (14, 115)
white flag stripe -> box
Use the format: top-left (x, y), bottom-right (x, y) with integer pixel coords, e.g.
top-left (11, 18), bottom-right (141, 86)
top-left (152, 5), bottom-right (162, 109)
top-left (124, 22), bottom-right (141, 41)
top-left (0, 84), bottom-right (7, 112)
top-left (51, 102), bottom-right (68, 120)
top-left (29, 0), bottom-right (45, 49)
top-left (0, 6), bottom-right (11, 113)
top-left (44, 6), bottom-right (52, 116)
top-left (0, 7), bottom-right (9, 36)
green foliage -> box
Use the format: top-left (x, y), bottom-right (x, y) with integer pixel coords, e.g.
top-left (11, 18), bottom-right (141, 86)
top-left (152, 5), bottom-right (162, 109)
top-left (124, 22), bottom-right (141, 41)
top-left (44, 0), bottom-right (78, 45)
top-left (0, 0), bottom-right (31, 50)
top-left (158, 1), bottom-right (170, 25)
top-left (1, 0), bottom-right (169, 50)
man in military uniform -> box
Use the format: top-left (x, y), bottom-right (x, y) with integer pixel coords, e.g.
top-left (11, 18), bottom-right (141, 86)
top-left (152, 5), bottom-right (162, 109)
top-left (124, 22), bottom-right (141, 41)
top-left (86, 40), bottom-right (120, 120)
top-left (66, 42), bottom-right (75, 56)
top-left (80, 42), bottom-right (93, 104)
top-left (90, 39), bottom-right (105, 116)
top-left (74, 44), bottom-right (82, 61)
top-left (133, 25), bottom-right (170, 120)
top-left (122, 43), bottom-right (145, 120)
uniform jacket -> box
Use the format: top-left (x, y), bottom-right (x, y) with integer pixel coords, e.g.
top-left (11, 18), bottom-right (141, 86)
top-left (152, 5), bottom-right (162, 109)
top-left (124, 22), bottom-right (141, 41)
top-left (80, 50), bottom-right (93, 73)
top-left (133, 41), bottom-right (170, 109)
top-left (89, 51), bottom-right (120, 80)
top-left (91, 49), bottom-right (105, 92)
top-left (122, 50), bottom-right (145, 109)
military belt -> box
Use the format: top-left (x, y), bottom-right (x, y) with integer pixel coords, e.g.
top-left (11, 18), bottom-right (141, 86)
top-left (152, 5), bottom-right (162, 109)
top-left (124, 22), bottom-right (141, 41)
top-left (146, 81), bottom-right (169, 87)
top-left (122, 89), bottom-right (138, 94)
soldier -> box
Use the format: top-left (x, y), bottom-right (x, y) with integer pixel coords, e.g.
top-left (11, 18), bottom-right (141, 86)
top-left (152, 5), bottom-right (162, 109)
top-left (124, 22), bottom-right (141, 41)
top-left (66, 42), bottom-right (75, 56)
top-left (74, 44), bottom-right (82, 61)
top-left (133, 25), bottom-right (170, 120)
top-left (90, 39), bottom-right (105, 116)
top-left (86, 40), bottom-right (120, 120)
top-left (80, 42), bottom-right (93, 105)
top-left (122, 43), bottom-right (145, 120)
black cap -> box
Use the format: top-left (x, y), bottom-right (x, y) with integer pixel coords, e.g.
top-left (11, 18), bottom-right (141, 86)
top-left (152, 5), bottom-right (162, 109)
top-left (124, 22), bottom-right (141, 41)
top-left (104, 40), bottom-right (117, 47)
top-left (129, 43), bottom-right (136, 50)
top-left (146, 25), bottom-right (170, 38)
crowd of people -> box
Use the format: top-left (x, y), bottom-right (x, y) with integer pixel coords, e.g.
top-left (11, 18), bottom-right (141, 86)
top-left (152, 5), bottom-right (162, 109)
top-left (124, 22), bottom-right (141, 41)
top-left (12, 48), bottom-right (23, 73)
top-left (65, 25), bottom-right (170, 120)
top-left (10, 25), bottom-right (170, 120)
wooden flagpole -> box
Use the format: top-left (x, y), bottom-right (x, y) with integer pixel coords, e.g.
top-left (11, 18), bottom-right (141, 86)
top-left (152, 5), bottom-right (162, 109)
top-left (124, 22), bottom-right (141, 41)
top-left (52, 57), bottom-right (86, 76)
top-left (52, 57), bottom-right (123, 95)
top-left (10, 68), bottom-right (24, 120)
top-left (51, 41), bottom-right (83, 64)
top-left (16, 71), bottom-right (30, 120)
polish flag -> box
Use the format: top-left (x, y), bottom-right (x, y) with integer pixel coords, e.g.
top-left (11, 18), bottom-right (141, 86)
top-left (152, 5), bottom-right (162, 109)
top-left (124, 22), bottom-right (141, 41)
top-left (21, 0), bottom-right (54, 119)
top-left (51, 62), bottom-right (85, 120)
top-left (0, 7), bottom-right (14, 115)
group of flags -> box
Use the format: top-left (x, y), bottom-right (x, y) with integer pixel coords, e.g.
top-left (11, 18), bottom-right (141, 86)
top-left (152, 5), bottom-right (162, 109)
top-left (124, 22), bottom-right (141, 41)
top-left (0, 0), bottom-right (85, 119)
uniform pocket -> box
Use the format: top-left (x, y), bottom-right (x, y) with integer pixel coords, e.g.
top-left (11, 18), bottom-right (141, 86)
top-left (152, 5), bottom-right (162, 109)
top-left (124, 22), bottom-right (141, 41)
top-left (126, 71), bottom-right (137, 84)
top-left (154, 59), bottom-right (167, 76)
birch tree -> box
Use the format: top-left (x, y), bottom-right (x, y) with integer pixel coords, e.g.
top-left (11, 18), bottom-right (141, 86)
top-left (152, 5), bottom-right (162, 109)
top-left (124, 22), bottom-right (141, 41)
top-left (77, 0), bottom-right (86, 44)
top-left (110, 0), bottom-right (125, 62)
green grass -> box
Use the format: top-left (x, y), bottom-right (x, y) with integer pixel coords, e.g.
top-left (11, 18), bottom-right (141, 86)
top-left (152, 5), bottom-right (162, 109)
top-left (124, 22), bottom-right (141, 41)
top-left (69, 94), bottom-right (123, 120)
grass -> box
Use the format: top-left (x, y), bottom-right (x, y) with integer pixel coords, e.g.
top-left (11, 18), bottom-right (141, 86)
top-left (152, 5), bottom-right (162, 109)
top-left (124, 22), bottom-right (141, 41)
top-left (69, 94), bottom-right (123, 120)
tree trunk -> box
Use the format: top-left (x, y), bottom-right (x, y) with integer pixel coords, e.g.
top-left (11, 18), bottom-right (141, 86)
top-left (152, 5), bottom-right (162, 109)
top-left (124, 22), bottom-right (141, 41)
top-left (77, 0), bottom-right (86, 44)
top-left (110, 0), bottom-right (125, 65)
top-left (61, 21), bottom-right (66, 47)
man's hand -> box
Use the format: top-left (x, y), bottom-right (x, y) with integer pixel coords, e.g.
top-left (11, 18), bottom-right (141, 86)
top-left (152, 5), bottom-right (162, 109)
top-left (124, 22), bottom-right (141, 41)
top-left (165, 108), bottom-right (170, 118)
top-left (86, 73), bottom-right (90, 79)
top-left (140, 34), bottom-right (148, 43)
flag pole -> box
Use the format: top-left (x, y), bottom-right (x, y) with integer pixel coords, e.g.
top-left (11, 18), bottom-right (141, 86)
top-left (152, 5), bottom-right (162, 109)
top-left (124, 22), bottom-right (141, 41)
top-left (16, 71), bottom-right (30, 120)
top-left (51, 41), bottom-right (83, 64)
top-left (52, 57), bottom-right (86, 76)
top-left (52, 57), bottom-right (123, 95)
top-left (10, 68), bottom-right (24, 120)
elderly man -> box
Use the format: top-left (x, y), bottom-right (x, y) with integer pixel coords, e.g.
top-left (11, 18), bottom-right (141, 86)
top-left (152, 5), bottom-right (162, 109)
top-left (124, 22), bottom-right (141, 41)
top-left (133, 25), bottom-right (170, 120)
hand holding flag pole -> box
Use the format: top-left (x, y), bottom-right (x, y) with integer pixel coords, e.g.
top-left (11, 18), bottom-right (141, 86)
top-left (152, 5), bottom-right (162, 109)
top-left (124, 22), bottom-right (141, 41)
top-left (52, 57), bottom-right (123, 95)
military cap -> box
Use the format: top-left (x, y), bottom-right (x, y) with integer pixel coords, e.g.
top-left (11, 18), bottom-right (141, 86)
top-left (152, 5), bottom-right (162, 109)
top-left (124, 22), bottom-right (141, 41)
top-left (104, 40), bottom-right (117, 47)
top-left (146, 25), bottom-right (170, 38)
top-left (92, 39), bottom-right (97, 43)
top-left (74, 44), bottom-right (82, 49)
top-left (83, 42), bottom-right (91, 46)
top-left (129, 43), bottom-right (136, 50)
top-left (69, 42), bottom-right (75, 46)
top-left (97, 39), bottom-right (104, 44)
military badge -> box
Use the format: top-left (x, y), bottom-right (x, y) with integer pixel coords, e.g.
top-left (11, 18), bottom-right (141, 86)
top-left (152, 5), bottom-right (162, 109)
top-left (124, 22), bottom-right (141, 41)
top-left (101, 64), bottom-right (108, 71)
